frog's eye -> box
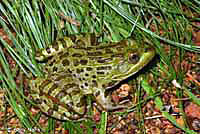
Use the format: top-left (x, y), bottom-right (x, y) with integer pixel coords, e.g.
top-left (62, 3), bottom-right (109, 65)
top-left (128, 52), bottom-right (140, 64)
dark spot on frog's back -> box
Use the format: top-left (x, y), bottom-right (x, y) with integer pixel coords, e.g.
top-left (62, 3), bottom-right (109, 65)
top-left (116, 40), bottom-right (127, 46)
top-left (76, 39), bottom-right (85, 46)
top-left (97, 58), bottom-right (112, 63)
top-left (97, 72), bottom-right (104, 75)
top-left (76, 68), bottom-right (84, 73)
top-left (92, 80), bottom-right (98, 87)
top-left (67, 69), bottom-right (72, 73)
top-left (72, 53), bottom-right (82, 57)
top-left (112, 53), bottom-right (124, 58)
top-left (92, 75), bottom-right (96, 78)
top-left (116, 47), bottom-right (124, 51)
top-left (42, 99), bottom-right (47, 104)
top-left (59, 52), bottom-right (69, 59)
top-left (46, 47), bottom-right (51, 54)
top-left (35, 98), bottom-right (42, 104)
top-left (35, 50), bottom-right (40, 57)
top-left (54, 73), bottom-right (71, 81)
top-left (87, 51), bottom-right (102, 56)
top-left (62, 59), bottom-right (70, 66)
top-left (48, 83), bottom-right (58, 95)
top-left (53, 66), bottom-right (58, 72)
top-left (73, 59), bottom-right (79, 66)
top-left (80, 59), bottom-right (88, 65)
top-left (80, 85), bottom-right (84, 89)
top-left (52, 41), bottom-right (59, 51)
top-left (90, 34), bottom-right (97, 45)
top-left (64, 83), bottom-right (78, 89)
top-left (48, 59), bottom-right (55, 66)
top-left (84, 83), bottom-right (88, 87)
top-left (86, 67), bottom-right (92, 71)
top-left (105, 48), bottom-right (113, 54)
top-left (58, 38), bottom-right (67, 48)
top-left (96, 66), bottom-right (112, 70)
top-left (58, 51), bottom-right (63, 56)
top-left (85, 47), bottom-right (93, 50)
top-left (68, 35), bottom-right (76, 42)
top-left (39, 79), bottom-right (51, 89)
top-left (97, 44), bottom-right (114, 50)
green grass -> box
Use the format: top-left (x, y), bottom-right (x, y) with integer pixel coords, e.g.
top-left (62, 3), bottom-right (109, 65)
top-left (0, 0), bottom-right (200, 133)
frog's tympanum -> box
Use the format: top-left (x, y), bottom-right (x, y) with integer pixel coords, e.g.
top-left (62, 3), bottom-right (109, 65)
top-left (30, 33), bottom-right (155, 120)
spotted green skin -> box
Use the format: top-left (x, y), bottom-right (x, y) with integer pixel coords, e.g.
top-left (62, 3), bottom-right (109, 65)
top-left (30, 33), bottom-right (155, 120)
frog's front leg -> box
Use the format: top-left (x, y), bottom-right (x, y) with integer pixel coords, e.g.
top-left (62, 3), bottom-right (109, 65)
top-left (94, 88), bottom-right (127, 111)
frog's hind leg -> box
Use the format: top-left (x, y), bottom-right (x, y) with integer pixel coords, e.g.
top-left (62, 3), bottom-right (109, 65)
top-left (35, 36), bottom-right (74, 61)
top-left (30, 73), bottom-right (88, 120)
top-left (35, 33), bottom-right (97, 61)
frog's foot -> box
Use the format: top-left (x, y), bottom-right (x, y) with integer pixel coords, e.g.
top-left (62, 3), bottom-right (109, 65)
top-left (95, 90), bottom-right (127, 111)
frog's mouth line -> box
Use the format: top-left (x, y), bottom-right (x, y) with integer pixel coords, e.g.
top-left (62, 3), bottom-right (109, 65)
top-left (112, 50), bottom-right (155, 80)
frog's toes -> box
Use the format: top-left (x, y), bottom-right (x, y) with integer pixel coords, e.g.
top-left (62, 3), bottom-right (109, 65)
top-left (95, 92), bottom-right (127, 111)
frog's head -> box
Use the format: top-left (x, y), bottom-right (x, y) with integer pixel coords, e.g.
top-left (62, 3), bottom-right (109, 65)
top-left (112, 39), bottom-right (155, 80)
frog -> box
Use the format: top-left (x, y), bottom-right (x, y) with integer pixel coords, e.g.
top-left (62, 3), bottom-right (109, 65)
top-left (30, 33), bottom-right (155, 120)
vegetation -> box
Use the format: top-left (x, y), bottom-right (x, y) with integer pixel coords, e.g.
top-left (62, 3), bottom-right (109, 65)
top-left (0, 0), bottom-right (199, 133)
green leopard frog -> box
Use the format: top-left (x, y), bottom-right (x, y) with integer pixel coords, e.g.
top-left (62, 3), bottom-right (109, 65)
top-left (30, 33), bottom-right (155, 120)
